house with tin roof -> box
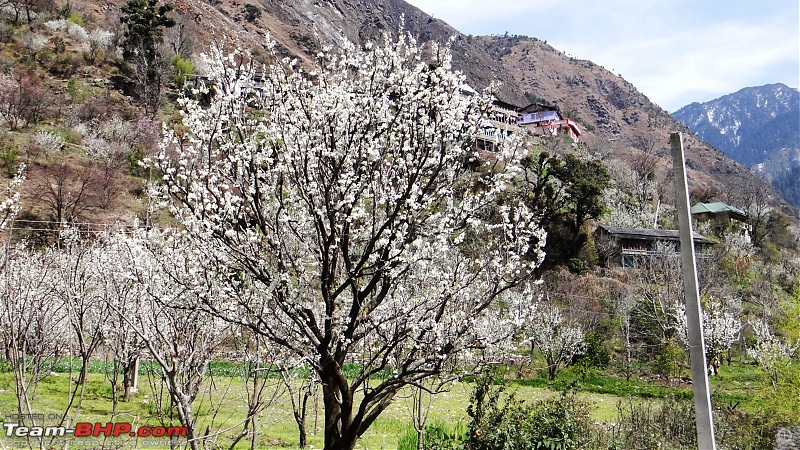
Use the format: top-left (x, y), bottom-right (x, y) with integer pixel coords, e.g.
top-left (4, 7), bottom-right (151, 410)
top-left (691, 202), bottom-right (748, 223)
top-left (594, 225), bottom-right (713, 268)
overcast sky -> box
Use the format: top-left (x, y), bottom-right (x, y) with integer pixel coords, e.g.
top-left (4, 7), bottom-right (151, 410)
top-left (404, 0), bottom-right (800, 112)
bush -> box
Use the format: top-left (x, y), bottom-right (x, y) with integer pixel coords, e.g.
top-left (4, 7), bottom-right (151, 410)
top-left (653, 338), bottom-right (684, 382)
top-left (572, 332), bottom-right (610, 380)
top-left (0, 22), bottom-right (12, 44)
top-left (588, 397), bottom-right (696, 450)
top-left (466, 373), bottom-right (592, 450)
top-left (66, 12), bottom-right (84, 27)
top-left (713, 401), bottom-right (773, 450)
top-left (397, 422), bottom-right (465, 450)
top-left (170, 54), bottom-right (193, 85)
top-left (567, 257), bottom-right (590, 275)
top-left (49, 53), bottom-right (82, 77)
top-left (0, 137), bottom-right (19, 176)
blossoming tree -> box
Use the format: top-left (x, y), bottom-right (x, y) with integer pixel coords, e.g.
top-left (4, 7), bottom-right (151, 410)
top-left (675, 297), bottom-right (742, 376)
top-left (522, 300), bottom-right (585, 380)
top-left (153, 32), bottom-right (545, 450)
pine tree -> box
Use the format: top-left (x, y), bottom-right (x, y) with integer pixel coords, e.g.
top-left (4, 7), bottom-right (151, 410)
top-left (120, 0), bottom-right (175, 114)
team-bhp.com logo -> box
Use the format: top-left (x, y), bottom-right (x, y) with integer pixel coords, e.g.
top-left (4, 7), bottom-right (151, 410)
top-left (3, 422), bottom-right (187, 438)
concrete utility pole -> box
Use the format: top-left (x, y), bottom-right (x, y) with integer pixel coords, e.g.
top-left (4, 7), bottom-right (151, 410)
top-left (670, 132), bottom-right (717, 450)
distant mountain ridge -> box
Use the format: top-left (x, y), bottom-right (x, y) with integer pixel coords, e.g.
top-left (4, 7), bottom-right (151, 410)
top-left (672, 83), bottom-right (800, 167)
top-left (672, 83), bottom-right (800, 206)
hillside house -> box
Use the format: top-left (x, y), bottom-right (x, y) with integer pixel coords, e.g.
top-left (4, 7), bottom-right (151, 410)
top-left (475, 99), bottom-right (528, 151)
top-left (594, 225), bottom-right (713, 268)
top-left (459, 84), bottom-right (526, 151)
top-left (692, 202), bottom-right (748, 226)
top-left (517, 102), bottom-right (582, 143)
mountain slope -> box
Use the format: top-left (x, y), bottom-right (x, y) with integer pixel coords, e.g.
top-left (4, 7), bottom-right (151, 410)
top-left (73, 0), bottom-right (788, 211)
top-left (672, 83), bottom-right (800, 167)
top-left (479, 34), bottom-right (764, 198)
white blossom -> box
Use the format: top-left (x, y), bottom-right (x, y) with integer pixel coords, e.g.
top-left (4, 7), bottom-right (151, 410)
top-left (44, 19), bottom-right (68, 31)
top-left (22, 33), bottom-right (48, 53)
top-left (748, 320), bottom-right (798, 386)
top-left (0, 164), bottom-right (24, 230)
top-left (88, 28), bottom-right (114, 49)
top-left (66, 21), bottom-right (88, 42)
top-left (150, 31), bottom-right (546, 447)
top-left (32, 130), bottom-right (65, 155)
top-left (518, 296), bottom-right (585, 380)
top-left (674, 297), bottom-right (741, 375)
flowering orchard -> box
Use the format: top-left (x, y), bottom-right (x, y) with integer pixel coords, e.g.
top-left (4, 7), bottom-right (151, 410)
top-left (0, 27), bottom-right (797, 450)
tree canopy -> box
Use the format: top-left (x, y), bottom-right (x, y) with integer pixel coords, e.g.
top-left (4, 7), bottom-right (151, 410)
top-left (120, 0), bottom-right (175, 58)
top-left (152, 34), bottom-right (544, 450)
top-left (520, 150), bottom-right (610, 269)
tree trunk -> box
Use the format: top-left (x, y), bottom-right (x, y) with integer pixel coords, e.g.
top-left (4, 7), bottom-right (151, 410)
top-left (323, 383), bottom-right (343, 450)
top-left (122, 357), bottom-right (139, 402)
top-left (297, 417), bottom-right (307, 449)
top-left (625, 328), bottom-right (632, 382)
top-left (295, 390), bottom-right (310, 448)
top-left (321, 369), bottom-right (358, 450)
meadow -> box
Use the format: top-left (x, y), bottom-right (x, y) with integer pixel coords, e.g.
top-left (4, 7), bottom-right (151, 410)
top-left (0, 358), bottom-right (772, 449)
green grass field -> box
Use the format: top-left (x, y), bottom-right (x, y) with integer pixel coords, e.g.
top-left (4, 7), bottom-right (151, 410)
top-left (0, 360), bottom-right (773, 449)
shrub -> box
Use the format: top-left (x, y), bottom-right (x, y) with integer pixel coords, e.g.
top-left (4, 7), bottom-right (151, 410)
top-left (653, 337), bottom-right (684, 382)
top-left (0, 136), bottom-right (19, 176)
top-left (567, 257), bottom-right (590, 275)
top-left (66, 12), bottom-right (84, 27)
top-left (713, 401), bottom-right (773, 450)
top-left (593, 398), bottom-right (696, 450)
top-left (170, 54), bottom-right (193, 84)
top-left (0, 22), bottom-right (11, 44)
top-left (397, 422), bottom-right (465, 450)
top-left (572, 332), bottom-right (610, 380)
top-left (61, 125), bottom-right (83, 145)
top-left (466, 373), bottom-right (592, 450)
top-left (49, 53), bottom-right (82, 77)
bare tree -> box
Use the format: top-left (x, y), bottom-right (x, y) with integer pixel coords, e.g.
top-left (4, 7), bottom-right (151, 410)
top-left (613, 287), bottom-right (640, 381)
top-left (0, 70), bottom-right (50, 130)
top-left (128, 44), bottom-right (170, 115)
top-left (725, 174), bottom-right (772, 247)
top-left (628, 135), bottom-right (665, 193)
top-left (163, 10), bottom-right (194, 58)
top-left (28, 163), bottom-right (100, 225)
top-left (26, 161), bottom-right (125, 229)
top-left (278, 361), bottom-right (317, 448)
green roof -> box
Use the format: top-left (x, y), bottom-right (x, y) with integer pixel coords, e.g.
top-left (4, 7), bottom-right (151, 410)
top-left (691, 202), bottom-right (748, 218)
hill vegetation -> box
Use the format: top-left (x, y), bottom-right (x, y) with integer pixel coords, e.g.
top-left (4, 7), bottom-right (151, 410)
top-left (0, 1), bottom-right (798, 450)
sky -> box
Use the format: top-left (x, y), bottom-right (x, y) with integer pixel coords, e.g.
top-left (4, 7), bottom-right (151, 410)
top-left (404, 0), bottom-right (800, 112)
